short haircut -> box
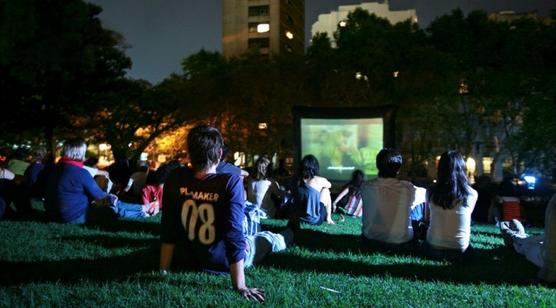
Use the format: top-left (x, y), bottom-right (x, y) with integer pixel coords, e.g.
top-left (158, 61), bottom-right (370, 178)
top-left (376, 148), bottom-right (402, 178)
top-left (63, 139), bottom-right (87, 161)
top-left (299, 154), bottom-right (320, 179)
top-left (254, 156), bottom-right (271, 180)
top-left (187, 125), bottom-right (223, 171)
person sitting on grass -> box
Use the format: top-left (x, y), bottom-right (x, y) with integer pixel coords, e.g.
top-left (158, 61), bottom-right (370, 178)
top-left (332, 169), bottom-right (365, 218)
top-left (500, 193), bottom-right (556, 283)
top-left (245, 156), bottom-right (285, 218)
top-left (361, 149), bottom-right (426, 250)
top-left (140, 161), bottom-right (179, 217)
top-left (424, 151), bottom-right (478, 261)
top-left (44, 139), bottom-right (154, 224)
top-left (159, 124), bottom-right (296, 303)
top-left (291, 154), bottom-right (335, 225)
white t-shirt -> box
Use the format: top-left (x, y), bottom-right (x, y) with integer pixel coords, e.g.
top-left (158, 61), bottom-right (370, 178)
top-left (246, 178), bottom-right (281, 218)
top-left (0, 168), bottom-right (15, 180)
top-left (426, 186), bottom-right (478, 251)
top-left (361, 177), bottom-right (418, 244)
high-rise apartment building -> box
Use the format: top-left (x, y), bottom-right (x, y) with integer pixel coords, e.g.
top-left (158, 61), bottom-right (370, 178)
top-left (222, 0), bottom-right (305, 58)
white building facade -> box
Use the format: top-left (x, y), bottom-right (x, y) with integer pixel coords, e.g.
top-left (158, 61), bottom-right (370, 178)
top-left (311, 1), bottom-right (417, 46)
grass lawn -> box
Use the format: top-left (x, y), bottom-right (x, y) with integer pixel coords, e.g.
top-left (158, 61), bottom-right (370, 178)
top-left (1, 203), bottom-right (555, 307)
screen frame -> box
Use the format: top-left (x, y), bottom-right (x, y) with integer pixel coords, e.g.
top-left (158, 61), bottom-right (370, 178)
top-left (292, 105), bottom-right (396, 183)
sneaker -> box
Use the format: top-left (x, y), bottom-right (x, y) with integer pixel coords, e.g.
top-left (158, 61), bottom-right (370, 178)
top-left (510, 219), bottom-right (527, 237)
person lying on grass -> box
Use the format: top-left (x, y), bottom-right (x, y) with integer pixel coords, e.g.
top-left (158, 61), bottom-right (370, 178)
top-left (159, 124), bottom-right (296, 303)
top-left (360, 148), bottom-right (426, 251)
top-left (500, 193), bottom-right (556, 283)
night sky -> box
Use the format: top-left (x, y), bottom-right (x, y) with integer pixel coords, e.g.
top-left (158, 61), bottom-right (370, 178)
top-left (89, 0), bottom-right (556, 83)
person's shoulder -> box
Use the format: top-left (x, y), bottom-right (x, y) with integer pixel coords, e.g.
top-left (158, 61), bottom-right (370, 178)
top-left (216, 161), bottom-right (241, 175)
top-left (315, 175), bottom-right (331, 186)
top-left (467, 186), bottom-right (479, 198)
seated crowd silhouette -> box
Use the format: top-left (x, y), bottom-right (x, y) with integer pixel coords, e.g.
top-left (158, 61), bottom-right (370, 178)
top-left (0, 124), bottom-right (554, 303)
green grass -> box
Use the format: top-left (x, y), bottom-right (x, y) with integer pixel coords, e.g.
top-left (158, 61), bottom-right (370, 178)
top-left (1, 203), bottom-right (555, 307)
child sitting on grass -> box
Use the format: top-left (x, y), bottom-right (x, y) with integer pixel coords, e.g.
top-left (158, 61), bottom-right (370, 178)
top-left (332, 169), bottom-right (365, 217)
top-left (159, 124), bottom-right (297, 303)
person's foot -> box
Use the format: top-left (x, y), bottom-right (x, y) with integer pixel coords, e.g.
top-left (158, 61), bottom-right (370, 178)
top-left (500, 221), bottom-right (516, 248)
top-left (286, 215), bottom-right (301, 233)
top-left (326, 219), bottom-right (336, 225)
top-left (510, 219), bottom-right (527, 237)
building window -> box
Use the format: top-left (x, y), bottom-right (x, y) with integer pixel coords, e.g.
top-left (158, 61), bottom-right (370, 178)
top-left (287, 15), bottom-right (294, 25)
top-left (248, 5), bottom-right (269, 17)
top-left (284, 44), bottom-right (293, 52)
top-left (248, 22), bottom-right (270, 33)
top-left (248, 38), bottom-right (270, 49)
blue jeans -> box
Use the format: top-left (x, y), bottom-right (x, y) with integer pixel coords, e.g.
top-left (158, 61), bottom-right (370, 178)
top-left (113, 201), bottom-right (146, 219)
top-left (244, 229), bottom-right (293, 268)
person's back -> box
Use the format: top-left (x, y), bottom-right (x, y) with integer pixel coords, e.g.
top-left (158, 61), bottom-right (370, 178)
top-left (361, 149), bottom-right (416, 245)
top-left (540, 193), bottom-right (556, 282)
top-left (425, 151), bottom-right (478, 254)
top-left (163, 166), bottom-right (245, 272)
top-left (294, 179), bottom-right (325, 225)
top-left (426, 187), bottom-right (477, 250)
top-left (160, 125), bottom-right (294, 302)
top-left (292, 155), bottom-right (334, 225)
top-left (44, 140), bottom-right (107, 223)
top-left (362, 177), bottom-right (416, 243)
top-left (245, 156), bottom-right (281, 218)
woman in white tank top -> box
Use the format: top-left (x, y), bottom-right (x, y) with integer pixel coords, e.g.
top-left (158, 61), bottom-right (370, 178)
top-left (425, 151), bottom-right (478, 259)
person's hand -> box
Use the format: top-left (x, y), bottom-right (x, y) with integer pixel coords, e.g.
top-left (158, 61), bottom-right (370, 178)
top-left (237, 287), bottom-right (265, 303)
top-left (107, 193), bottom-right (118, 206)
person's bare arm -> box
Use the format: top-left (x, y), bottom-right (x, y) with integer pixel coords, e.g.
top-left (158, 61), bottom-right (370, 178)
top-left (332, 188), bottom-right (349, 211)
top-left (230, 260), bottom-right (265, 302)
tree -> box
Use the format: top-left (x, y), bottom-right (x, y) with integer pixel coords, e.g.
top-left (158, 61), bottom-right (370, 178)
top-left (0, 0), bottom-right (131, 149)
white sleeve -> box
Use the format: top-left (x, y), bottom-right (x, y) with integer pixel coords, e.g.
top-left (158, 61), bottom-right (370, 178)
top-left (0, 168), bottom-right (15, 180)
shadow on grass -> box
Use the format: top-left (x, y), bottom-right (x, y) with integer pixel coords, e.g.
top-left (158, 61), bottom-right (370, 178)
top-left (259, 228), bottom-right (548, 287)
top-left (82, 217), bottom-right (161, 235)
top-left (0, 237), bottom-right (160, 286)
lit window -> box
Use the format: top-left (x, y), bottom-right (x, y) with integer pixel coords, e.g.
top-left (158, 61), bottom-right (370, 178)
top-left (258, 123), bottom-right (268, 130)
top-left (393, 71), bottom-right (399, 78)
top-left (257, 23), bottom-right (270, 33)
top-left (285, 31), bottom-right (294, 39)
top-left (249, 22), bottom-right (270, 33)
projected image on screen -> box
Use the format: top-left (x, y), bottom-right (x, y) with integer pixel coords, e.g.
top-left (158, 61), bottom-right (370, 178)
top-left (301, 118), bottom-right (383, 181)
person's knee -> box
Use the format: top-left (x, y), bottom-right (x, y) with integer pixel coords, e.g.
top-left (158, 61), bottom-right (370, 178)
top-left (320, 188), bottom-right (331, 205)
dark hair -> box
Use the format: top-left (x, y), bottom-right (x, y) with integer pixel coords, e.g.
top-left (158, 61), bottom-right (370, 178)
top-left (221, 144), bottom-right (230, 160)
top-left (376, 148), bottom-right (402, 178)
top-left (84, 157), bottom-right (99, 167)
top-left (254, 156), bottom-right (271, 181)
top-left (349, 169), bottom-right (365, 188)
top-left (429, 151), bottom-right (470, 209)
top-left (187, 124), bottom-right (223, 171)
top-left (299, 154), bottom-right (320, 179)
